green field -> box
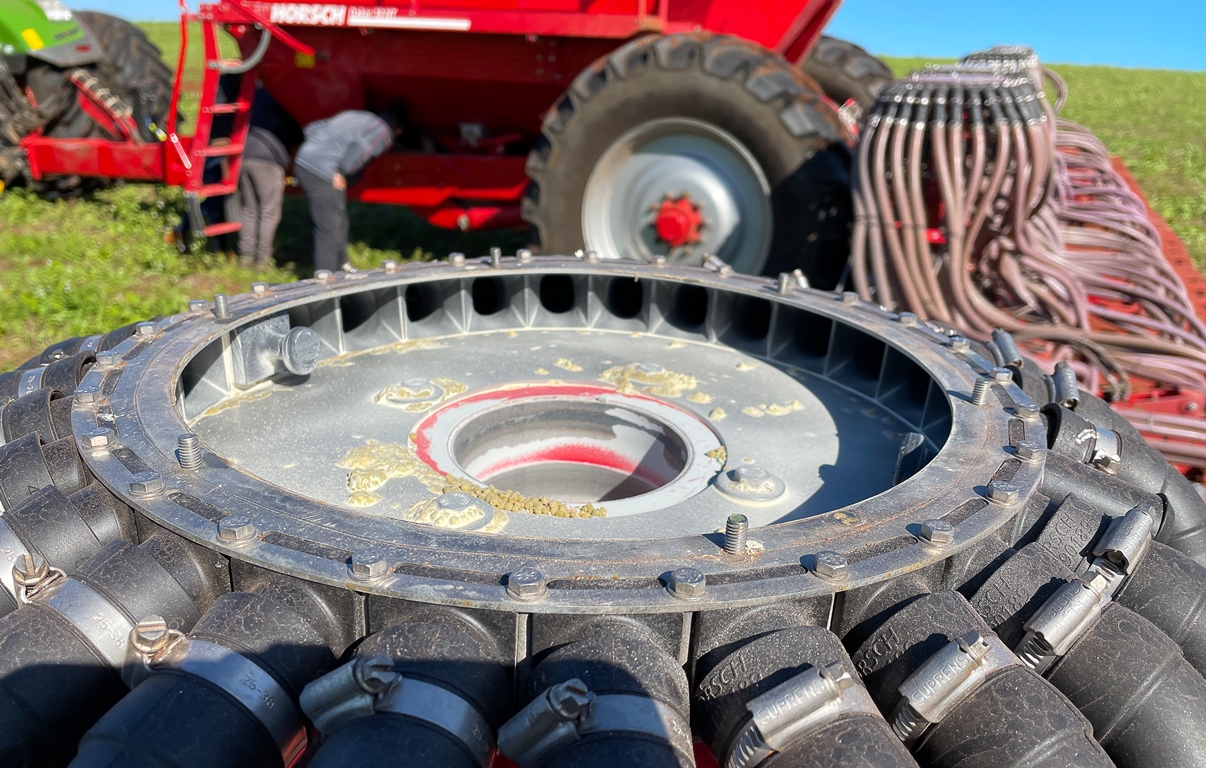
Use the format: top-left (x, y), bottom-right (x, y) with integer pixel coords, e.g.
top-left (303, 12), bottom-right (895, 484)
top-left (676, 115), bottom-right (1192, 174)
top-left (0, 28), bottom-right (1203, 371)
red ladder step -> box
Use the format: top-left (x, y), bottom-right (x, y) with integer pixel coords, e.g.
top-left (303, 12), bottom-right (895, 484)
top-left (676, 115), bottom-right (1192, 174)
top-left (203, 221), bottom-right (242, 237)
top-left (195, 183), bottom-right (238, 197)
top-left (194, 143), bottom-right (245, 158)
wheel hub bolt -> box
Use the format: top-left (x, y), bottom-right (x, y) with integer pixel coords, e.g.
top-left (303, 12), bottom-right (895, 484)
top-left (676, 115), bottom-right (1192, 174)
top-left (218, 515), bottom-right (256, 543)
top-left (350, 550), bottom-right (390, 582)
top-left (813, 551), bottom-right (848, 580)
top-left (920, 518), bottom-right (955, 547)
top-left (506, 566), bottom-right (547, 601)
top-left (986, 479), bottom-right (1020, 504)
top-left (129, 471), bottom-right (165, 498)
top-left (667, 567), bottom-right (707, 599)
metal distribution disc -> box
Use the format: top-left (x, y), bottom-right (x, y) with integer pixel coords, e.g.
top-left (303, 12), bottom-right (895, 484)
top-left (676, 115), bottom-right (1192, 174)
top-left (72, 257), bottom-right (1044, 613)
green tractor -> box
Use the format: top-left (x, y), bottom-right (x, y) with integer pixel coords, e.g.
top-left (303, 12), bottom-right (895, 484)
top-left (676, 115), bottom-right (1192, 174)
top-left (0, 0), bottom-right (174, 190)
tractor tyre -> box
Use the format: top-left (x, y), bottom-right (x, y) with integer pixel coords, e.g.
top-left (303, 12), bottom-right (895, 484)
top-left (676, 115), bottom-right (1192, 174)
top-left (800, 35), bottom-right (894, 111)
top-left (523, 32), bottom-right (853, 285)
top-left (75, 11), bottom-right (175, 140)
top-left (23, 65), bottom-right (121, 196)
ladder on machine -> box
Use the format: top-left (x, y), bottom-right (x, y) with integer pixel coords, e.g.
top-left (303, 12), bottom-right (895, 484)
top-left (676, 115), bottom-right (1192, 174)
top-left (167, 1), bottom-right (311, 244)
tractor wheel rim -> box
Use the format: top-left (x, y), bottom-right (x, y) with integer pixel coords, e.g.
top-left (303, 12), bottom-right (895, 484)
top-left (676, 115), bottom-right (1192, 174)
top-left (582, 118), bottom-right (773, 274)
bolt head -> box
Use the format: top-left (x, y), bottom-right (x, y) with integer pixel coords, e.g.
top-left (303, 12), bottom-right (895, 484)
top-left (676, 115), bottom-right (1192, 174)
top-left (135, 322), bottom-right (156, 337)
top-left (1081, 569), bottom-right (1112, 594)
top-left (450, 252), bottom-right (466, 266)
top-left (132, 615), bottom-right (171, 654)
top-left (733, 466), bottom-right (769, 483)
top-left (129, 471), bottom-right (164, 497)
top-left (585, 250), bottom-right (599, 263)
top-left (667, 567), bottom-right (707, 599)
top-left (841, 291), bottom-right (859, 305)
top-left (920, 518), bottom-right (955, 546)
top-left (12, 552), bottom-right (48, 588)
top-left (437, 492), bottom-right (475, 511)
top-left (653, 256), bottom-right (667, 267)
top-left (75, 385), bottom-right (101, 404)
top-left (218, 515), bottom-right (256, 543)
top-left (506, 565), bottom-right (547, 600)
top-left (251, 282), bottom-right (270, 295)
top-left (350, 550), bottom-right (389, 581)
top-left (381, 260), bottom-right (398, 273)
top-left (281, 327), bottom-right (322, 376)
top-left (517, 248), bottom-right (533, 263)
top-left (314, 269), bottom-right (333, 281)
top-left (1015, 439), bottom-right (1044, 461)
top-left (948, 337), bottom-right (970, 353)
top-left (990, 367), bottom-right (1014, 383)
top-left (96, 351), bottom-right (122, 367)
top-left (813, 551), bottom-right (848, 580)
top-left (898, 312), bottom-right (919, 327)
top-left (81, 427), bottom-right (114, 449)
top-left (986, 479), bottom-right (1020, 504)
top-left (1014, 402), bottom-right (1039, 419)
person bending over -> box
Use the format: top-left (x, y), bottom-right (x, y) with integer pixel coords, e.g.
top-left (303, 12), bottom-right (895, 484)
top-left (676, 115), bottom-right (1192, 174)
top-left (294, 105), bottom-right (406, 272)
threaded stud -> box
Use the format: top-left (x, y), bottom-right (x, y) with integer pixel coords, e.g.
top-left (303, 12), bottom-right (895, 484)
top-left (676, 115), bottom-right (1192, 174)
top-left (177, 433), bottom-right (202, 470)
top-left (212, 293), bottom-right (230, 320)
top-left (724, 514), bottom-right (749, 555)
top-left (970, 377), bottom-right (992, 406)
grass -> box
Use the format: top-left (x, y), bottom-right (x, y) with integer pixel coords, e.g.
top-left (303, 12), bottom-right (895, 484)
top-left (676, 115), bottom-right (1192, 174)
top-left (0, 34), bottom-right (1202, 371)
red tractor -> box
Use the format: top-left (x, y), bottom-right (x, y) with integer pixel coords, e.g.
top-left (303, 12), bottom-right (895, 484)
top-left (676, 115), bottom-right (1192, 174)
top-left (17, 0), bottom-right (891, 280)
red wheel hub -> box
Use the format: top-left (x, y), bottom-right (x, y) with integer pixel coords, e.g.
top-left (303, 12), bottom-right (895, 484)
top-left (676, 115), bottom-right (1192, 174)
top-left (653, 196), bottom-right (704, 248)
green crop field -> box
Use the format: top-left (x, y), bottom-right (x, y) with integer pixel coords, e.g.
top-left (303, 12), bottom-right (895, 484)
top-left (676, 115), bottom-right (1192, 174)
top-left (0, 27), bottom-right (1203, 371)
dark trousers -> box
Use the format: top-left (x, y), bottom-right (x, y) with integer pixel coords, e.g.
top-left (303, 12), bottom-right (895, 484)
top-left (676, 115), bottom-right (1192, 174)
top-left (296, 166), bottom-right (349, 273)
top-left (237, 159), bottom-right (285, 265)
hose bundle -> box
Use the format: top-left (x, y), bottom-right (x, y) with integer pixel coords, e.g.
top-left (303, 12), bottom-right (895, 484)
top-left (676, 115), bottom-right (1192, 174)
top-left (849, 48), bottom-right (1206, 468)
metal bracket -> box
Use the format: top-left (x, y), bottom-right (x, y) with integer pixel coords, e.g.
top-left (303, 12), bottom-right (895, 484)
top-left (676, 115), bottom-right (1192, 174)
top-left (724, 661), bottom-right (879, 768)
top-left (1016, 568), bottom-right (1114, 674)
top-left (1090, 504), bottom-right (1155, 588)
top-left (498, 679), bottom-right (691, 768)
top-left (302, 655), bottom-right (495, 767)
top-left (229, 314), bottom-right (321, 388)
top-left (891, 631), bottom-right (1019, 746)
top-left (1089, 424), bottom-right (1121, 474)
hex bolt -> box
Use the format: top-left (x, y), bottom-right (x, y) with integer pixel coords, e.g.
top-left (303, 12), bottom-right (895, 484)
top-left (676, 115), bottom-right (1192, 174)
top-left (841, 291), bottom-right (859, 305)
top-left (898, 311), bottom-right (919, 327)
top-left (666, 567), bottom-right (706, 600)
top-left (74, 385), bottom-right (101, 404)
top-left (585, 250), bottom-right (600, 264)
top-left (1015, 439), bottom-right (1044, 462)
top-left (653, 256), bottom-right (667, 267)
top-left (135, 322), bottom-right (156, 337)
top-left (251, 282), bottom-right (270, 295)
top-left (96, 351), bottom-right (122, 368)
top-left (970, 377), bottom-right (993, 406)
top-left (129, 471), bottom-right (165, 498)
top-left (517, 248), bottom-right (533, 264)
top-left (381, 260), bottom-right (398, 273)
top-left (506, 565), bottom-right (548, 601)
top-left (81, 427), bottom-right (114, 450)
top-left (218, 515), bottom-right (256, 543)
top-left (349, 550), bottom-right (390, 582)
top-left (450, 252), bottom-right (466, 266)
top-left (986, 479), bottom-right (1020, 505)
top-left (777, 273), bottom-right (791, 294)
top-left (920, 518), bottom-right (955, 547)
top-left (990, 366), bottom-right (1014, 384)
top-left (313, 269), bottom-right (333, 282)
top-left (177, 434), bottom-right (202, 470)
top-left (12, 552), bottom-right (49, 592)
top-left (948, 336), bottom-right (970, 352)
top-left (490, 247), bottom-right (503, 267)
top-left (1014, 402), bottom-right (1039, 419)
top-left (131, 615), bottom-right (171, 655)
top-left (813, 551), bottom-right (848, 580)
top-left (723, 514), bottom-right (749, 555)
top-left (212, 294), bottom-right (230, 320)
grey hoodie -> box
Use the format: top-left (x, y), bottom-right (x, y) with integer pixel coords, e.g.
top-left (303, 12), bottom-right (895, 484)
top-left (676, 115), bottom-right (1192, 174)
top-left (294, 110), bottom-right (392, 182)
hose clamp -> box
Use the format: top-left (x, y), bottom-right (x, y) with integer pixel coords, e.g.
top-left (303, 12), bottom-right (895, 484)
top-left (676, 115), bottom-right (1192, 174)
top-left (891, 631), bottom-right (1019, 746)
top-left (155, 638), bottom-right (307, 766)
top-left (1089, 504), bottom-right (1156, 592)
top-left (16, 367), bottom-right (45, 399)
top-left (1016, 568), bottom-right (1113, 674)
top-left (0, 516), bottom-right (32, 600)
top-left (724, 661), bottom-right (879, 768)
top-left (498, 679), bottom-right (691, 768)
top-left (1089, 424), bottom-right (1121, 474)
top-left (38, 576), bottom-right (136, 668)
top-left (301, 655), bottom-right (494, 767)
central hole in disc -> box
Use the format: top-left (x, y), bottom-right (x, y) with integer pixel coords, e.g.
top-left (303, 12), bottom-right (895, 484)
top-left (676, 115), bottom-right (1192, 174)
top-left (450, 398), bottom-right (689, 503)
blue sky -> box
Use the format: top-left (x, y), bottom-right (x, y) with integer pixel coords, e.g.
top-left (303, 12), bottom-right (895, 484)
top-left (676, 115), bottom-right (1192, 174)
top-left (77, 0), bottom-right (1205, 70)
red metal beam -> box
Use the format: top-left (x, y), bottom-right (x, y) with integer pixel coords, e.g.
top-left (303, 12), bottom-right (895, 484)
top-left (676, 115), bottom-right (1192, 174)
top-left (20, 137), bottom-right (189, 185)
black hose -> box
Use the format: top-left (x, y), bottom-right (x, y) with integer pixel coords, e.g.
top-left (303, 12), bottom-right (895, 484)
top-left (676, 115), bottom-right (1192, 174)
top-left (1116, 540), bottom-right (1206, 675)
top-left (71, 578), bottom-right (339, 768)
top-left (0, 538), bottom-right (208, 767)
top-left (307, 616), bottom-right (510, 768)
top-left (851, 590), bottom-right (1109, 768)
top-left (0, 433), bottom-right (90, 509)
top-left (696, 624), bottom-right (916, 768)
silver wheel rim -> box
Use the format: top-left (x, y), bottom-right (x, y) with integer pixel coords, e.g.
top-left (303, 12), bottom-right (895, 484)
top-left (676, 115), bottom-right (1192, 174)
top-left (582, 118), bottom-right (774, 274)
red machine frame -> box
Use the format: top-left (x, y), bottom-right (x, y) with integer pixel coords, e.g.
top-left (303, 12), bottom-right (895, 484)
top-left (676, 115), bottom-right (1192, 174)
top-left (18, 0), bottom-right (841, 237)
